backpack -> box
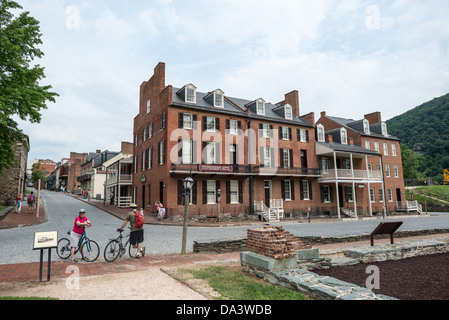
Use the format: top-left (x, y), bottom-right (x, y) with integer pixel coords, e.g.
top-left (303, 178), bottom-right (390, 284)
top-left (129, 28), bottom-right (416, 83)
top-left (134, 210), bottom-right (144, 229)
top-left (28, 194), bottom-right (35, 203)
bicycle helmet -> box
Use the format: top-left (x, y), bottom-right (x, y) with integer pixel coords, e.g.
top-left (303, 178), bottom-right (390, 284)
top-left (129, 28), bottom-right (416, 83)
top-left (79, 209), bottom-right (87, 214)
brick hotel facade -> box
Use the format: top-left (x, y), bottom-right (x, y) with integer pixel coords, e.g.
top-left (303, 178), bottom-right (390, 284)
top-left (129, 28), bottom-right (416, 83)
top-left (132, 62), bottom-right (405, 221)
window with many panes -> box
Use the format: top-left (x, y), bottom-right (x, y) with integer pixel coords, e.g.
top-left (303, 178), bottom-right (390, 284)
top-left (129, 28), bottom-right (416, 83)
top-left (186, 87), bottom-right (196, 103)
top-left (230, 180), bottom-right (239, 204)
top-left (207, 181), bottom-right (216, 204)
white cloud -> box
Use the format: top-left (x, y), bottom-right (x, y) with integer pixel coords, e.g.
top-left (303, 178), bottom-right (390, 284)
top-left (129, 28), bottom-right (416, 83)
top-left (11, 0), bottom-right (449, 162)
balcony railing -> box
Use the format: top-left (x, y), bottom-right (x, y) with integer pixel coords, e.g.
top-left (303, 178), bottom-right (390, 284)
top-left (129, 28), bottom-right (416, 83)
top-left (320, 169), bottom-right (383, 181)
top-left (106, 174), bottom-right (133, 185)
top-left (170, 164), bottom-right (252, 174)
top-left (253, 166), bottom-right (321, 177)
top-left (170, 164), bottom-right (321, 177)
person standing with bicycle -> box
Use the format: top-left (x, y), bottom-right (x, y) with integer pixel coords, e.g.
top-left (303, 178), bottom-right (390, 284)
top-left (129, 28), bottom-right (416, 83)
top-left (119, 203), bottom-right (145, 258)
top-left (71, 209), bottom-right (91, 262)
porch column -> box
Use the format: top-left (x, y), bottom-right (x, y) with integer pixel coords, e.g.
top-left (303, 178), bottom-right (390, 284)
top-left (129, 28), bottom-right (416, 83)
top-left (350, 153), bottom-right (358, 218)
top-left (366, 155), bottom-right (372, 216)
top-left (333, 151), bottom-right (341, 219)
top-left (379, 155), bottom-right (387, 218)
top-left (117, 162), bottom-right (121, 207)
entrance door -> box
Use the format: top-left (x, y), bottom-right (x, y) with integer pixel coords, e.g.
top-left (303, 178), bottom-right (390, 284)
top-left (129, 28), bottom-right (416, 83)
top-left (159, 182), bottom-right (164, 204)
top-left (142, 185), bottom-right (145, 208)
top-left (396, 188), bottom-right (402, 202)
top-left (264, 180), bottom-right (272, 207)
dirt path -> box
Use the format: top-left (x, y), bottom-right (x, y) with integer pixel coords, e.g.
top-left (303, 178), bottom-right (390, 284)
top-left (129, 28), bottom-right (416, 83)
top-left (0, 265), bottom-right (210, 300)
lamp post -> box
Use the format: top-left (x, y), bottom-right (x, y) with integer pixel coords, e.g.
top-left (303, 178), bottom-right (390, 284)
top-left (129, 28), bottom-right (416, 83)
top-left (181, 176), bottom-right (195, 255)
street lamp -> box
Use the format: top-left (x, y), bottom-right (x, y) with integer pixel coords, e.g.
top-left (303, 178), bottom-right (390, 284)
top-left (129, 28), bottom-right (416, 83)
top-left (181, 176), bottom-right (195, 255)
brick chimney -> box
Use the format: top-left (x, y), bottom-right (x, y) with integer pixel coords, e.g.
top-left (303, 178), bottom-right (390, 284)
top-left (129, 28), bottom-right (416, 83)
top-left (364, 112), bottom-right (382, 124)
top-left (283, 90), bottom-right (300, 117)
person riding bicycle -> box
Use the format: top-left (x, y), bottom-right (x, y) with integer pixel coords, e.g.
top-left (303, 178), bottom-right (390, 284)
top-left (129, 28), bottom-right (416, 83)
top-left (118, 203), bottom-right (145, 258)
top-left (71, 209), bottom-right (92, 263)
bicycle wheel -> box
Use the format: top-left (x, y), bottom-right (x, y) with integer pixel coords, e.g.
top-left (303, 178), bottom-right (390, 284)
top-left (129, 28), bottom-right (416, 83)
top-left (129, 243), bottom-right (138, 258)
top-left (80, 239), bottom-right (100, 262)
top-left (56, 238), bottom-right (71, 259)
top-left (104, 240), bottom-right (121, 262)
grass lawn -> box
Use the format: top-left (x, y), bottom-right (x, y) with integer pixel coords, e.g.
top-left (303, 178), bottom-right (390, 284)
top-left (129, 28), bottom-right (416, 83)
top-left (183, 265), bottom-right (307, 300)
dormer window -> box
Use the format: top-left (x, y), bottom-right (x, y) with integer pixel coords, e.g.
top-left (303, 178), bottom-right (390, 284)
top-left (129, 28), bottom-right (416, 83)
top-left (363, 119), bottom-right (370, 134)
top-left (186, 87), bottom-right (196, 103)
top-left (214, 90), bottom-right (224, 107)
top-left (177, 84), bottom-right (197, 104)
top-left (257, 99), bottom-right (265, 115)
top-left (284, 104), bottom-right (293, 120)
top-left (340, 128), bottom-right (348, 145)
top-left (381, 122), bottom-right (388, 136)
top-left (317, 124), bottom-right (325, 142)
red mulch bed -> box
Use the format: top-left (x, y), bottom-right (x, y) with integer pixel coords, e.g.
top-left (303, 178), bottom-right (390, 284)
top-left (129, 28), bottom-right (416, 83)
top-left (313, 253), bottom-right (449, 300)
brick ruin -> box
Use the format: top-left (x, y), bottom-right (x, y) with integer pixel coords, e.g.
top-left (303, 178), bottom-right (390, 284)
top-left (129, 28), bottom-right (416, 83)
top-left (247, 226), bottom-right (311, 260)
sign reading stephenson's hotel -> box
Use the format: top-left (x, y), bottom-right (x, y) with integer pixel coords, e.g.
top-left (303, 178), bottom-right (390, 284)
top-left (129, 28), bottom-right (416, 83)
top-left (198, 164), bottom-right (233, 173)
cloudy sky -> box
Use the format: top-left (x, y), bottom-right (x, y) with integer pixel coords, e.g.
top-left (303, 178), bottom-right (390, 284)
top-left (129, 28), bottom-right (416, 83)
top-left (14, 0), bottom-right (449, 163)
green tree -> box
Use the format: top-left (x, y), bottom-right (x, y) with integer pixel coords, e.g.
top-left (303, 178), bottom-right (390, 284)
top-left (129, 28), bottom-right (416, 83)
top-left (401, 143), bottom-right (422, 179)
top-left (0, 0), bottom-right (58, 174)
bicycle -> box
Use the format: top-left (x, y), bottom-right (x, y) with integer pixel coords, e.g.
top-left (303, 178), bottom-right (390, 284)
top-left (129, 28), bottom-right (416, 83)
top-left (103, 228), bottom-right (140, 262)
top-left (56, 230), bottom-right (100, 262)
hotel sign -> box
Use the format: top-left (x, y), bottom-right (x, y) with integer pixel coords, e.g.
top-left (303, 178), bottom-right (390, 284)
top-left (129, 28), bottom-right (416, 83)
top-left (198, 164), bottom-right (234, 173)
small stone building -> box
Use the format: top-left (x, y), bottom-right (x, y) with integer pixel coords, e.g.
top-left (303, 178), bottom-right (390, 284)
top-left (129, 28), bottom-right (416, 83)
top-left (0, 137), bottom-right (30, 205)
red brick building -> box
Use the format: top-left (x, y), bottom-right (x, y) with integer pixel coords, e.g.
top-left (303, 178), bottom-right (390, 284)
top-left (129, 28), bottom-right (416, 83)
top-left (132, 62), bottom-right (405, 221)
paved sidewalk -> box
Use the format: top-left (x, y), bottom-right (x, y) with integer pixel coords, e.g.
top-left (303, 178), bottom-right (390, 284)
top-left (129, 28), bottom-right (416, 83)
top-left (1, 192), bottom-right (449, 286)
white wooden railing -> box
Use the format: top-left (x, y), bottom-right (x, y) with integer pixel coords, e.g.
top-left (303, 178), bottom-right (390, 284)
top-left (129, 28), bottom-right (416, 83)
top-left (320, 169), bottom-right (383, 181)
top-left (396, 200), bottom-right (423, 214)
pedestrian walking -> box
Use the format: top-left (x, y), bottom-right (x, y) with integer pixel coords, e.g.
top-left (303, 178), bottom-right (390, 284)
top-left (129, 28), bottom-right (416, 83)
top-left (14, 194), bottom-right (22, 214)
top-left (27, 191), bottom-right (36, 214)
top-left (119, 203), bottom-right (145, 258)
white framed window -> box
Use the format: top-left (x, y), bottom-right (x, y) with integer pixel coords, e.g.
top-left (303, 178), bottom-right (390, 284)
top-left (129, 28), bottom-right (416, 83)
top-left (385, 164), bottom-right (391, 177)
top-left (345, 186), bottom-right (354, 202)
top-left (261, 123), bottom-right (271, 138)
top-left (229, 119), bottom-right (238, 135)
top-left (370, 188), bottom-right (375, 202)
top-left (363, 119), bottom-right (370, 134)
top-left (379, 189), bottom-right (384, 202)
top-left (183, 113), bottom-right (193, 130)
top-left (263, 147), bottom-right (272, 167)
top-left (284, 180), bottom-right (292, 200)
top-left (388, 188), bottom-right (393, 202)
top-left (322, 185), bottom-right (331, 203)
top-left (374, 142), bottom-right (379, 153)
top-left (282, 148), bottom-right (290, 168)
top-left (381, 122), bottom-right (388, 136)
top-left (302, 181), bottom-right (310, 200)
top-left (383, 143), bottom-right (389, 156)
top-left (207, 180), bottom-right (216, 204)
top-left (285, 104), bottom-right (292, 120)
top-left (394, 165), bottom-right (399, 178)
top-left (230, 180), bottom-right (239, 204)
top-left (365, 140), bottom-right (371, 150)
top-left (214, 91), bottom-right (224, 107)
top-left (182, 140), bottom-right (193, 164)
top-left (320, 158), bottom-right (329, 174)
top-left (341, 128), bottom-right (348, 144)
top-left (158, 140), bottom-right (165, 165)
top-left (392, 144), bottom-right (397, 157)
top-left (317, 124), bottom-right (325, 142)
top-left (299, 129), bottom-right (308, 142)
top-left (281, 127), bottom-right (289, 140)
top-left (205, 142), bottom-right (218, 164)
top-left (146, 99), bottom-right (151, 114)
top-left (206, 117), bottom-right (216, 131)
top-left (257, 100), bottom-right (265, 115)
top-left (186, 87), bottom-right (196, 103)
